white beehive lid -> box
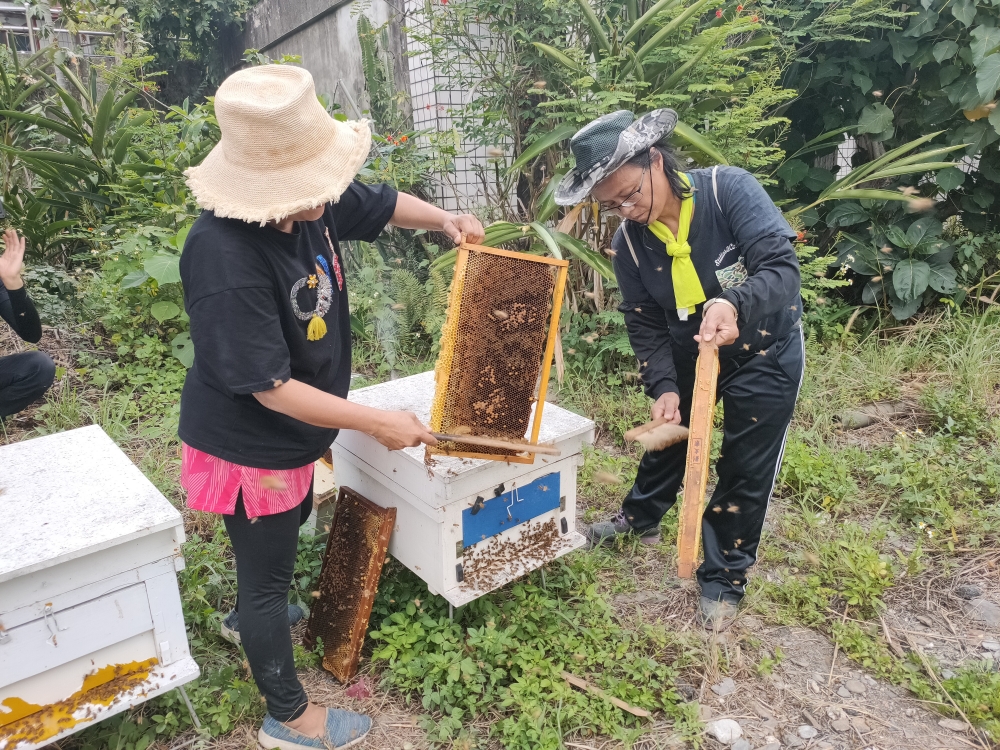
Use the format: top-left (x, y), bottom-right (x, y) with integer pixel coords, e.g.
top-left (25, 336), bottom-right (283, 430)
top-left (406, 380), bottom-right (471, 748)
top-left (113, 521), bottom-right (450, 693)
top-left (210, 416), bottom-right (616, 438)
top-left (0, 425), bottom-right (183, 584)
top-left (336, 370), bottom-right (594, 509)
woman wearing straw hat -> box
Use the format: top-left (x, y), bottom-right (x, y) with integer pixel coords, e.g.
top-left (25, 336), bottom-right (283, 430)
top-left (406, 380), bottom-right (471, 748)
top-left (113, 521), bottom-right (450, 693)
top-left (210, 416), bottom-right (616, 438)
top-left (178, 65), bottom-right (483, 749)
top-left (555, 110), bottom-right (804, 630)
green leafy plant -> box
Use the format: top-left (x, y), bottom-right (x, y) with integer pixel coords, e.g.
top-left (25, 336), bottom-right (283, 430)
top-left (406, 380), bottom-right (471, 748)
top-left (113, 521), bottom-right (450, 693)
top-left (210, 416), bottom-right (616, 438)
top-left (369, 558), bottom-right (696, 749)
top-left (838, 216), bottom-right (956, 320)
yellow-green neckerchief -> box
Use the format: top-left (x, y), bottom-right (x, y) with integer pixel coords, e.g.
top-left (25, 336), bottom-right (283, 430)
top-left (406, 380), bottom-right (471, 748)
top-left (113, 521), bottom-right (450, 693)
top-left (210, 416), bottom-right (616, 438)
top-left (647, 173), bottom-right (704, 320)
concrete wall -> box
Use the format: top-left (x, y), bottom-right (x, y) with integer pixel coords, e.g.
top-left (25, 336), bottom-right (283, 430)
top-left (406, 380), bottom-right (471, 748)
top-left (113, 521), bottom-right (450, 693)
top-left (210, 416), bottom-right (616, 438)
top-left (225, 0), bottom-right (410, 121)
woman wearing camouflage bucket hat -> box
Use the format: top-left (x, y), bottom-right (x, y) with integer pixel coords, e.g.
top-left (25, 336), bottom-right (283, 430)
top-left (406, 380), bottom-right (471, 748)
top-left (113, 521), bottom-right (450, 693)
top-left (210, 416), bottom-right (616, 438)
top-left (178, 64), bottom-right (484, 749)
top-left (557, 110), bottom-right (803, 631)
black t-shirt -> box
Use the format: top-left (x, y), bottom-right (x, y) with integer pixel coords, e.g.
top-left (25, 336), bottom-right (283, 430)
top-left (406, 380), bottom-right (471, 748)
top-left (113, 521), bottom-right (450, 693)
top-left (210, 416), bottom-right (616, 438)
top-left (178, 181), bottom-right (398, 469)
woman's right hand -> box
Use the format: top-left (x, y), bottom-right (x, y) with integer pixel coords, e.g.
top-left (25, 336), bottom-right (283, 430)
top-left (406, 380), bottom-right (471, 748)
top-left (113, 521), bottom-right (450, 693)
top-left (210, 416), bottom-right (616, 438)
top-left (651, 392), bottom-right (682, 424)
top-left (371, 410), bottom-right (438, 450)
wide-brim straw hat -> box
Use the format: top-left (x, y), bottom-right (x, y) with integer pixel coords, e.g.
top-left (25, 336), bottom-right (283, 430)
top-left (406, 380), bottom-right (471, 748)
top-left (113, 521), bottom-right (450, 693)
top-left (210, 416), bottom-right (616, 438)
top-left (554, 108), bottom-right (678, 206)
top-left (185, 65), bottom-right (372, 224)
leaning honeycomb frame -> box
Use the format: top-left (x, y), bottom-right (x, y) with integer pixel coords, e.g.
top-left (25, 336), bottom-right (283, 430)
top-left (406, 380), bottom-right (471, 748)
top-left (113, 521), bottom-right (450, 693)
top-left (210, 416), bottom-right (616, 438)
top-left (304, 486), bottom-right (395, 683)
top-left (428, 241), bottom-right (569, 463)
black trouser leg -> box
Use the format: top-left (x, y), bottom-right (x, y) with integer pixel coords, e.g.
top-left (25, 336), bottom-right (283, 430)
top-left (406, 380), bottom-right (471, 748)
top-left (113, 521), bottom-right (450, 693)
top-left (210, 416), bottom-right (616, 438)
top-left (621, 352), bottom-right (697, 532)
top-left (621, 329), bottom-right (804, 603)
top-left (0, 351), bottom-right (55, 418)
top-left (223, 488), bottom-right (313, 722)
top-left (699, 329), bottom-right (803, 602)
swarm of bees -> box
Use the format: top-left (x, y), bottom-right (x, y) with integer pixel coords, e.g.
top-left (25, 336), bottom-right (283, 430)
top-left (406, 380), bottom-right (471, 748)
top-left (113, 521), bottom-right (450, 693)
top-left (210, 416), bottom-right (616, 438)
top-left (2, 660), bottom-right (157, 745)
top-left (461, 518), bottom-right (566, 591)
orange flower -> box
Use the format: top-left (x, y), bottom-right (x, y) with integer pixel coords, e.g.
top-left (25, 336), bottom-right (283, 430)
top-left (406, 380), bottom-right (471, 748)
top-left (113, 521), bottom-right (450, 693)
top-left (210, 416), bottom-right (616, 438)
top-left (716, 9), bottom-right (723, 16)
top-left (737, 3), bottom-right (743, 9)
top-left (401, 135), bottom-right (408, 142)
top-left (752, 14), bottom-right (759, 21)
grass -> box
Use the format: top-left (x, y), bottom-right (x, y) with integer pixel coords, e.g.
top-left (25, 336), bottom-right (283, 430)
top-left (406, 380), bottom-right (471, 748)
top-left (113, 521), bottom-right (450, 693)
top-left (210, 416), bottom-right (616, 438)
top-left (5, 310), bottom-right (1000, 748)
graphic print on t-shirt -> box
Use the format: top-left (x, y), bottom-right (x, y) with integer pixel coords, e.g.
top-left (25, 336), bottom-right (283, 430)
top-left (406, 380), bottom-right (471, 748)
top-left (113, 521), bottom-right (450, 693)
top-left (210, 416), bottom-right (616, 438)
top-left (290, 260), bottom-right (333, 340)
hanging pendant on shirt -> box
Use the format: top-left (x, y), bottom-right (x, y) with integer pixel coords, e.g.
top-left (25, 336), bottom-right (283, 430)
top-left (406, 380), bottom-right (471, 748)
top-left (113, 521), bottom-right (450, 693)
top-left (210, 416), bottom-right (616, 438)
top-left (324, 227), bottom-right (344, 291)
top-left (290, 260), bottom-right (332, 341)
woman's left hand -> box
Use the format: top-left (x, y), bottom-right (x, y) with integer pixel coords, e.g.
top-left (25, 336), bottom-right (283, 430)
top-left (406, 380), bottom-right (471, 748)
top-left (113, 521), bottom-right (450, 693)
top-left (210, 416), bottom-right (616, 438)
top-left (696, 302), bottom-right (740, 347)
top-left (441, 213), bottom-right (485, 245)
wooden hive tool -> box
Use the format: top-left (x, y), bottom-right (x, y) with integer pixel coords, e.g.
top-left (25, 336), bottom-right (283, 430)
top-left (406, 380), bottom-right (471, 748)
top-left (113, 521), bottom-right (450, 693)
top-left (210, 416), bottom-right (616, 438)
top-left (677, 341), bottom-right (720, 578)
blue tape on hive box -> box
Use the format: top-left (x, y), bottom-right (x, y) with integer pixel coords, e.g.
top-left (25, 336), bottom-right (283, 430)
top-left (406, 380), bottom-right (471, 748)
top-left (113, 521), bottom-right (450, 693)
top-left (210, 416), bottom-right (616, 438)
top-left (462, 473), bottom-right (560, 548)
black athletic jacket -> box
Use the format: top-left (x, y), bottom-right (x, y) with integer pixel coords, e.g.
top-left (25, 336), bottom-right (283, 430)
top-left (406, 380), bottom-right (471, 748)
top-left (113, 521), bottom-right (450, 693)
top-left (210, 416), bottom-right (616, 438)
top-left (0, 280), bottom-right (42, 343)
top-left (611, 166), bottom-right (801, 399)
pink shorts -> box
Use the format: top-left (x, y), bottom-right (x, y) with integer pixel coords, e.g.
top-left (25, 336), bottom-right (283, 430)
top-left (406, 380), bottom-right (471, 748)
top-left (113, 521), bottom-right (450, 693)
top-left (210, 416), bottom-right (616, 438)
top-left (180, 443), bottom-right (315, 518)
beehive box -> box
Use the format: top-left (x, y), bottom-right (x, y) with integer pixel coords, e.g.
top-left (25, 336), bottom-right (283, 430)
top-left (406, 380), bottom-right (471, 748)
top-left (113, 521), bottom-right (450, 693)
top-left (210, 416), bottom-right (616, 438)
top-left (0, 426), bottom-right (198, 749)
top-left (331, 370), bottom-right (595, 607)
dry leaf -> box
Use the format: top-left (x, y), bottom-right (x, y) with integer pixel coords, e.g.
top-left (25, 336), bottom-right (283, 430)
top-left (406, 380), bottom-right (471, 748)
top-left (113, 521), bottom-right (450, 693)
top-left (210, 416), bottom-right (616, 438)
top-left (964, 102), bottom-right (996, 121)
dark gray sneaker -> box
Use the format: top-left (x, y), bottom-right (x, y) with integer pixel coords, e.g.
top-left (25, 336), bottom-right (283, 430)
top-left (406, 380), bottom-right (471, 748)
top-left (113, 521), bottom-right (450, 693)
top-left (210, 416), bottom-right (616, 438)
top-left (698, 596), bottom-right (739, 631)
top-left (221, 604), bottom-right (305, 645)
top-left (586, 510), bottom-right (660, 547)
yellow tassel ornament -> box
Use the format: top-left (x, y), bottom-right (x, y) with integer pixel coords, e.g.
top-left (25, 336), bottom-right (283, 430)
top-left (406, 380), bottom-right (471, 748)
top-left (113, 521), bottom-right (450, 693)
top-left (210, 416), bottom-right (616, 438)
top-left (307, 315), bottom-right (327, 341)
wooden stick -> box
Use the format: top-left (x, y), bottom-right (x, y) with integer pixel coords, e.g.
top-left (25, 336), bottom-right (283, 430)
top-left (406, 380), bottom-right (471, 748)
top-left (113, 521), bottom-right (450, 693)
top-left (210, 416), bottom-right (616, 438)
top-left (431, 433), bottom-right (561, 456)
top-left (561, 671), bottom-right (651, 718)
top-left (677, 342), bottom-right (719, 578)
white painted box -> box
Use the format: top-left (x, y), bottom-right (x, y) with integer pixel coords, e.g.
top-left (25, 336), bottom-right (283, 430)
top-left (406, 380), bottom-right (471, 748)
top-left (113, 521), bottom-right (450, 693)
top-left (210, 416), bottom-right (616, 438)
top-left (332, 371), bottom-right (595, 607)
top-left (0, 426), bottom-right (199, 749)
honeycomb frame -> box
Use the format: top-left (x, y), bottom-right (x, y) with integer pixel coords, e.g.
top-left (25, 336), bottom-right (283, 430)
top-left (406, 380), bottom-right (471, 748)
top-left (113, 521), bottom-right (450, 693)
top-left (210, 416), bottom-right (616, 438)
top-left (428, 242), bottom-right (569, 463)
top-left (304, 486), bottom-right (395, 683)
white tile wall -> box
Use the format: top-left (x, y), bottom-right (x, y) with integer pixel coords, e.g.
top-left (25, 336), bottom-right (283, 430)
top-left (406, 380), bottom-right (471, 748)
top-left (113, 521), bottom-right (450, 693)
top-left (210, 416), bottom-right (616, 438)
top-left (404, 0), bottom-right (511, 213)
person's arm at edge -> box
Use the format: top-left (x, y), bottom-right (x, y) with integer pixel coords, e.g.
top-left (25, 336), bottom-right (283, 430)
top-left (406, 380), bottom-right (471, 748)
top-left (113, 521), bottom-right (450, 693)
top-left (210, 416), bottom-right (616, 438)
top-left (1, 229), bottom-right (43, 343)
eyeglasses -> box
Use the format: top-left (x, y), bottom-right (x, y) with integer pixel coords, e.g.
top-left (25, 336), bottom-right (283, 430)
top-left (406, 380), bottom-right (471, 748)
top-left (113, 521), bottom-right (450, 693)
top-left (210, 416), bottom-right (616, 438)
top-left (597, 165), bottom-right (647, 213)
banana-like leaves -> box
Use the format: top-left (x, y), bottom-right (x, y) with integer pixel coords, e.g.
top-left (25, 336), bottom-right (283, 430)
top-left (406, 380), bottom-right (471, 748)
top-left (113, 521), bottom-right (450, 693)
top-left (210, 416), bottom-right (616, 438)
top-left (509, 124), bottom-right (577, 171)
top-left (428, 220), bottom-right (614, 280)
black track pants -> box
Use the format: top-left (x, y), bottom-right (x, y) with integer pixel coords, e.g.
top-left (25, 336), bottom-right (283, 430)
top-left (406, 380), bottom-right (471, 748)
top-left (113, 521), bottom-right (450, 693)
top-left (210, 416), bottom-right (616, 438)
top-left (622, 327), bottom-right (804, 603)
top-left (223, 487), bottom-right (313, 722)
top-left (0, 351), bottom-right (55, 419)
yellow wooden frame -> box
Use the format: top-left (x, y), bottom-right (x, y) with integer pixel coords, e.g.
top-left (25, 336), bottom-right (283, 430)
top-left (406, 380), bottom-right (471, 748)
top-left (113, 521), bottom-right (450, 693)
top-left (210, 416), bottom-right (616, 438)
top-left (677, 342), bottom-right (719, 578)
top-left (428, 241), bottom-right (569, 463)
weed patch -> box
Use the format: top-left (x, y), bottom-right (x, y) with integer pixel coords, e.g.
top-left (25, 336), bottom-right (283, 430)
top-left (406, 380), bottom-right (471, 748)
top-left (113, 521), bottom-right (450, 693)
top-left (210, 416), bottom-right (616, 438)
top-left (369, 558), bottom-right (698, 749)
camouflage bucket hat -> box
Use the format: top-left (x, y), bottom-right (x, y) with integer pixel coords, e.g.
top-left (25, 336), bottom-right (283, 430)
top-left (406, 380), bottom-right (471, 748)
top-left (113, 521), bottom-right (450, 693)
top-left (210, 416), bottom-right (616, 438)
top-left (554, 108), bottom-right (678, 206)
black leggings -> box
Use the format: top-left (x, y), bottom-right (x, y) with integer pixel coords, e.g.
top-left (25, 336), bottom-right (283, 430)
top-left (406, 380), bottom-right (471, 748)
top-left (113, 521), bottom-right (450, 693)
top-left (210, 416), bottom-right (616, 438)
top-left (223, 487), bottom-right (313, 722)
top-left (0, 351), bottom-right (55, 419)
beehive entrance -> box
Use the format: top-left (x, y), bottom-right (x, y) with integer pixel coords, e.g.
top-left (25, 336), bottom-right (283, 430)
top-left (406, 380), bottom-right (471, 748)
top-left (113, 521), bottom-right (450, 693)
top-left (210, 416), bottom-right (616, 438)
top-left (429, 244), bottom-right (568, 462)
top-left (304, 487), bottom-right (395, 683)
